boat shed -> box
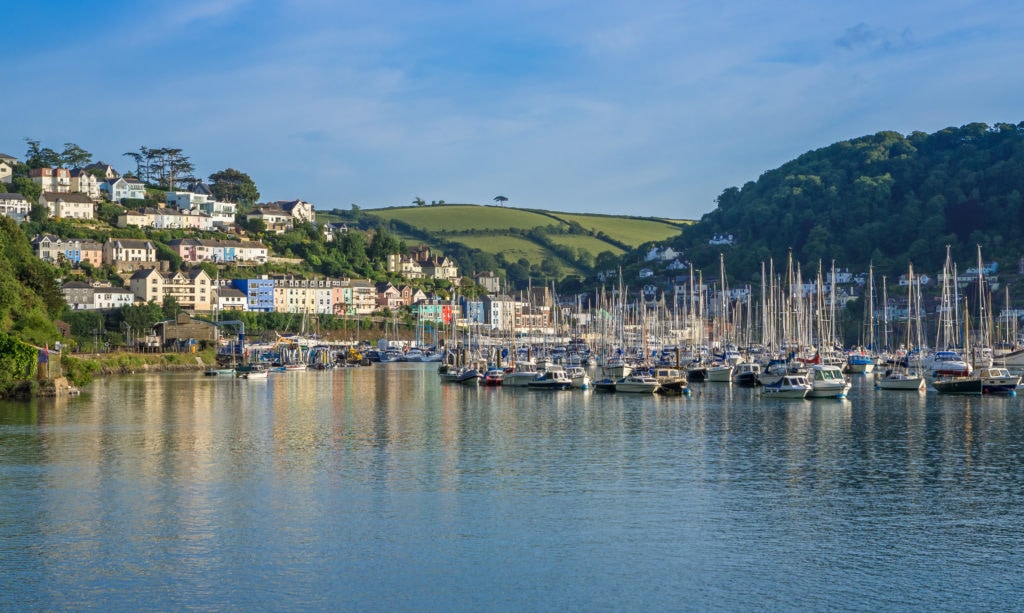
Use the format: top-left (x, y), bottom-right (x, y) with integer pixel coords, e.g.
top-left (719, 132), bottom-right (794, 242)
top-left (154, 312), bottom-right (218, 348)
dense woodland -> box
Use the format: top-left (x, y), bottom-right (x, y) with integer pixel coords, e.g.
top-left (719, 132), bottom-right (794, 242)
top-left (674, 122), bottom-right (1024, 281)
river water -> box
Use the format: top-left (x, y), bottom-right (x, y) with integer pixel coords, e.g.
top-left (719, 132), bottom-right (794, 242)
top-left (2, 364), bottom-right (1023, 611)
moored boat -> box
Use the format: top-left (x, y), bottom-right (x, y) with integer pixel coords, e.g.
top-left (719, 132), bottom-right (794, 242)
top-left (976, 366), bottom-right (1020, 395)
top-left (528, 368), bottom-right (572, 390)
top-left (732, 362), bottom-right (762, 387)
top-left (504, 362), bottom-right (541, 387)
top-left (653, 367), bottom-right (689, 395)
top-left (807, 364), bottom-right (852, 398)
top-left (760, 375), bottom-right (811, 399)
top-left (483, 368), bottom-right (505, 386)
top-left (932, 375), bottom-right (982, 395)
top-left (615, 373), bottom-right (660, 394)
top-left (565, 366), bottom-right (591, 389)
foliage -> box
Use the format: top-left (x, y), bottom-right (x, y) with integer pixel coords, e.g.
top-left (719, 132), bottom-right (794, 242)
top-left (24, 138), bottom-right (93, 169)
top-left (11, 177), bottom-right (41, 203)
top-left (678, 122), bottom-right (1024, 282)
top-left (122, 146), bottom-right (195, 190)
top-left (0, 333), bottom-right (40, 392)
top-left (208, 168), bottom-right (260, 205)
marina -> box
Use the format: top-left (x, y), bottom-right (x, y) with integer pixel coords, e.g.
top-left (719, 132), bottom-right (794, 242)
top-left (3, 363), bottom-right (1024, 610)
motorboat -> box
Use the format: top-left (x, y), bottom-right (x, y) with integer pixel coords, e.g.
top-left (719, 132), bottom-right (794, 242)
top-left (528, 368), bottom-right (572, 390)
top-left (875, 369), bottom-right (926, 391)
top-left (846, 349), bottom-right (875, 374)
top-left (504, 362), bottom-right (542, 387)
top-left (732, 362), bottom-right (762, 387)
top-left (924, 350), bottom-right (971, 378)
top-left (615, 373), bottom-right (660, 394)
top-left (807, 364), bottom-right (852, 398)
top-left (455, 368), bottom-right (482, 386)
top-left (483, 368), bottom-right (505, 386)
top-left (652, 367), bottom-right (689, 395)
top-left (236, 364), bottom-right (268, 379)
top-left (593, 377), bottom-right (617, 392)
top-left (760, 375), bottom-right (811, 399)
top-left (564, 366), bottom-right (591, 389)
top-left (976, 366), bottom-right (1020, 394)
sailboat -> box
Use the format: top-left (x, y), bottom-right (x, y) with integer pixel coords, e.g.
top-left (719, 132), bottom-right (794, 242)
top-left (876, 263), bottom-right (926, 391)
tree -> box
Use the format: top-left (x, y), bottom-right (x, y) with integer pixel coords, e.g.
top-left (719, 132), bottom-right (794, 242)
top-left (209, 168), bottom-right (260, 205)
top-left (29, 204), bottom-right (48, 224)
top-left (60, 143), bottom-right (92, 169)
top-left (493, 195), bottom-right (509, 206)
top-left (11, 177), bottom-right (41, 204)
top-left (24, 138), bottom-right (60, 168)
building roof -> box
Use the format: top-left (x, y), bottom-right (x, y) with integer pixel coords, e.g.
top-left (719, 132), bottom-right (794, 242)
top-left (42, 191), bottom-right (93, 204)
top-left (109, 238), bottom-right (156, 250)
top-left (0, 193), bottom-right (30, 202)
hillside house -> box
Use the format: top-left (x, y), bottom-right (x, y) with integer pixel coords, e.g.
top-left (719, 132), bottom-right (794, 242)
top-left (69, 169), bottom-right (101, 200)
top-left (30, 168), bottom-right (71, 193)
top-left (40, 192), bottom-right (94, 219)
top-left (129, 268), bottom-right (213, 312)
top-left (33, 234), bottom-right (103, 267)
top-left (0, 192), bottom-right (31, 222)
top-left (104, 238), bottom-right (158, 272)
top-left (101, 176), bottom-right (146, 202)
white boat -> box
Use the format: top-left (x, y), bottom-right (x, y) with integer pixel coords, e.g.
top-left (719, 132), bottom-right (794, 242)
top-left (760, 375), bottom-right (811, 399)
top-left (875, 370), bottom-right (926, 391)
top-left (706, 363), bottom-right (733, 383)
top-left (976, 366), bottom-right (1020, 394)
top-left (528, 368), bottom-right (572, 390)
top-left (807, 364), bottom-right (852, 398)
top-left (924, 350), bottom-right (971, 377)
top-left (237, 364), bottom-right (269, 379)
top-left (504, 362), bottom-right (542, 387)
top-left (615, 373), bottom-right (660, 394)
top-left (602, 357), bottom-right (633, 380)
top-left (565, 366), bottom-right (591, 389)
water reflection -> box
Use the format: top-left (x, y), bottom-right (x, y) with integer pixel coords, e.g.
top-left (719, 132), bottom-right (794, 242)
top-left (3, 367), bottom-right (1024, 609)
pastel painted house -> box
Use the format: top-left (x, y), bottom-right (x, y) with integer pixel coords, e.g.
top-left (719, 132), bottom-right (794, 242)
top-left (101, 176), bottom-right (146, 202)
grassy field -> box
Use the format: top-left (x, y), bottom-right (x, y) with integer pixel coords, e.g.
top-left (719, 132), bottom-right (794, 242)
top-left (370, 205), bottom-right (565, 233)
top-left (455, 234), bottom-right (550, 262)
top-left (552, 234), bottom-right (625, 256)
top-left (548, 212), bottom-right (684, 245)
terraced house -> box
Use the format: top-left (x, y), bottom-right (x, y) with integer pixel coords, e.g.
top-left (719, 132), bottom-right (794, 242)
top-left (168, 238), bottom-right (268, 265)
top-left (32, 234), bottom-right (103, 267)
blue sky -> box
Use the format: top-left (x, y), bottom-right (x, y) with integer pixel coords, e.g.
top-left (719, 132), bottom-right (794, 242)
top-left (3, 0), bottom-right (1021, 219)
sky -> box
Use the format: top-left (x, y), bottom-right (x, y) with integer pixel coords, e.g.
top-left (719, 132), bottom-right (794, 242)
top-left (3, 0), bottom-right (1022, 220)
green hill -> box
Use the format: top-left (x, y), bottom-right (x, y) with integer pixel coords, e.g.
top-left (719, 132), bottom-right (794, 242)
top-left (676, 122), bottom-right (1024, 282)
top-left (323, 203), bottom-right (689, 287)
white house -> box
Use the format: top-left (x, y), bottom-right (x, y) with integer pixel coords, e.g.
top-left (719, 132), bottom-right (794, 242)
top-left (708, 234), bottom-right (736, 246)
top-left (69, 169), bottom-right (101, 200)
top-left (30, 168), bottom-right (71, 193)
top-left (0, 161), bottom-right (12, 184)
top-left (40, 192), bottom-right (94, 219)
top-left (101, 176), bottom-right (146, 202)
top-left (645, 246), bottom-right (682, 262)
top-left (0, 192), bottom-right (31, 222)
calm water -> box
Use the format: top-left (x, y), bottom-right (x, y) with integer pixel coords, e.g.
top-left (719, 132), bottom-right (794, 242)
top-left (2, 364), bottom-right (1024, 611)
